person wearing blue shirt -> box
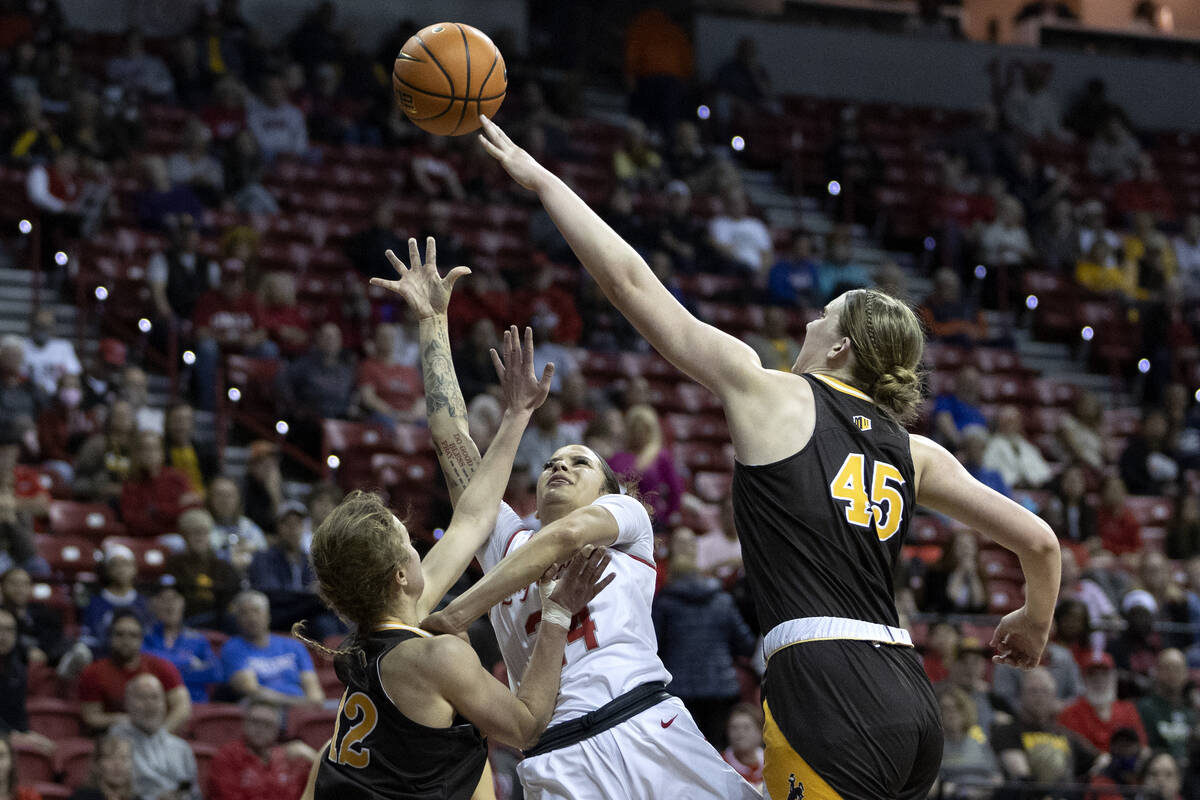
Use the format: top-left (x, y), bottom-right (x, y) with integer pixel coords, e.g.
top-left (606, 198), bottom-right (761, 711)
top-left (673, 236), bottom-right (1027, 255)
top-left (960, 427), bottom-right (1012, 499)
top-left (933, 365), bottom-right (989, 449)
top-left (143, 584), bottom-right (221, 703)
top-left (220, 590), bottom-right (323, 707)
top-left (766, 232), bottom-right (821, 308)
top-left (81, 544), bottom-right (150, 650)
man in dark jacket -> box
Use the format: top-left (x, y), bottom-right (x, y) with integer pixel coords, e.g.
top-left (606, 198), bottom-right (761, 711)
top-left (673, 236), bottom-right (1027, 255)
top-left (652, 527), bottom-right (757, 748)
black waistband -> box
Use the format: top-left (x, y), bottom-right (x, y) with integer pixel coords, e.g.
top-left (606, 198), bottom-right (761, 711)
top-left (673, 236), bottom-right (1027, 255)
top-left (522, 682), bottom-right (671, 759)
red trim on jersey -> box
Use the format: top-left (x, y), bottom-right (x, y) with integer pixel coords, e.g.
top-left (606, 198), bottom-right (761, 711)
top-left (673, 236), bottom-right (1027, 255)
top-left (502, 529), bottom-right (527, 558)
top-left (616, 550), bottom-right (657, 571)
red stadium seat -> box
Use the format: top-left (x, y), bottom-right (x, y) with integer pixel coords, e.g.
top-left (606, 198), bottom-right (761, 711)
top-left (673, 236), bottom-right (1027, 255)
top-left (979, 550), bottom-right (1022, 583)
top-left (27, 697), bottom-right (83, 740)
top-left (48, 501), bottom-right (126, 544)
top-left (100, 536), bottom-right (169, 577)
top-left (987, 579), bottom-right (1025, 615)
top-left (13, 741), bottom-right (54, 783)
top-left (28, 783), bottom-right (71, 800)
top-left (191, 741), bottom-right (219, 794)
top-left (1125, 496), bottom-right (1173, 526)
top-left (35, 535), bottom-right (100, 581)
top-left (317, 665), bottom-right (344, 699)
top-left (188, 703), bottom-right (245, 743)
top-left (287, 707), bottom-right (339, 750)
top-left (54, 737), bottom-right (96, 786)
top-left (224, 356), bottom-right (283, 425)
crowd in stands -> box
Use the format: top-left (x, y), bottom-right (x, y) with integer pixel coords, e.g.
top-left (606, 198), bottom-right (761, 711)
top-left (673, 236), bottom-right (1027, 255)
top-left (1, 0), bottom-right (1200, 797)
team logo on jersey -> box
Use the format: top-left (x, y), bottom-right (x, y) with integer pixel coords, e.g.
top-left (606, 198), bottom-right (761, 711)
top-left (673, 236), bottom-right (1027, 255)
top-left (787, 774), bottom-right (805, 799)
top-left (852, 415), bottom-right (872, 432)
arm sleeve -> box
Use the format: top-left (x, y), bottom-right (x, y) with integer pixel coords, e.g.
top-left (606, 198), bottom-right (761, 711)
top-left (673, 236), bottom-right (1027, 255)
top-left (475, 502), bottom-right (526, 573)
top-left (219, 639), bottom-right (247, 678)
top-left (154, 657), bottom-right (185, 692)
top-left (77, 665), bottom-right (103, 703)
top-left (591, 494), bottom-right (654, 563)
top-left (26, 166), bottom-right (66, 213)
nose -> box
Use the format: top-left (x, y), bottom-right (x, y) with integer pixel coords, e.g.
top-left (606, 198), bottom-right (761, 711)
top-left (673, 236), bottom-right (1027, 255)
top-left (551, 461), bottom-right (569, 474)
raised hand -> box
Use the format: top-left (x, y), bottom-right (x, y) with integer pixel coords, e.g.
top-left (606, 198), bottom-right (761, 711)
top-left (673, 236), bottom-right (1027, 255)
top-left (477, 115), bottom-right (548, 191)
top-left (370, 236), bottom-right (470, 319)
top-left (547, 546), bottom-right (614, 616)
top-left (990, 606), bottom-right (1050, 670)
top-left (489, 325), bottom-right (554, 416)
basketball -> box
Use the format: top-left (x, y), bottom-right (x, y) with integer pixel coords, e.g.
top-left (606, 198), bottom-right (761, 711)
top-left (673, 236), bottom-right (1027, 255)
top-left (393, 22), bottom-right (506, 136)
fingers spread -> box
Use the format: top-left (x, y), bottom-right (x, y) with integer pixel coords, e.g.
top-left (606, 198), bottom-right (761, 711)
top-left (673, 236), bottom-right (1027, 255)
top-left (425, 236), bottom-right (436, 267)
top-left (384, 249), bottom-right (406, 275)
top-left (407, 238), bottom-right (421, 270)
top-left (489, 348), bottom-right (504, 381)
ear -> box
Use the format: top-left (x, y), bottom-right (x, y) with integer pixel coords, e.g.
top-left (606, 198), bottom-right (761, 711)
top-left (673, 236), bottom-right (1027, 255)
top-left (826, 336), bottom-right (852, 363)
top-left (394, 565), bottom-right (409, 591)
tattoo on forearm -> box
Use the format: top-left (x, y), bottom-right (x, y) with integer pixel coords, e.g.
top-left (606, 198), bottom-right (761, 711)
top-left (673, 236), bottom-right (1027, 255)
top-left (434, 432), bottom-right (478, 492)
top-left (421, 324), bottom-right (468, 420)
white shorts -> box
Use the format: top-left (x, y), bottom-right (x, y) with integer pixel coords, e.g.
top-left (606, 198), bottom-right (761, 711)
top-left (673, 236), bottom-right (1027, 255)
top-left (517, 697), bottom-right (761, 800)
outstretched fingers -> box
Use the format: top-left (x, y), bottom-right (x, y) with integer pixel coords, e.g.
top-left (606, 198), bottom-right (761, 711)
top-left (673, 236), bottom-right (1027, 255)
top-left (408, 237), bottom-right (422, 271)
top-left (489, 348), bottom-right (505, 383)
top-left (425, 236), bottom-right (436, 268)
top-left (384, 249), bottom-right (408, 277)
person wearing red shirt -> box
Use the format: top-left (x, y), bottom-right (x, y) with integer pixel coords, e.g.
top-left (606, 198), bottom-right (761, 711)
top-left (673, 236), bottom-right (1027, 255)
top-left (515, 259), bottom-right (583, 345)
top-left (356, 323), bottom-right (423, 426)
top-left (722, 704), bottom-right (765, 791)
top-left (1057, 652), bottom-right (1147, 752)
top-left (119, 431), bottom-right (201, 538)
top-left (1112, 154), bottom-right (1176, 222)
top-left (1096, 475), bottom-right (1142, 556)
top-left (78, 610), bottom-right (191, 735)
top-left (210, 700), bottom-right (316, 800)
top-left (257, 272), bottom-right (310, 358)
top-left (192, 259), bottom-right (276, 411)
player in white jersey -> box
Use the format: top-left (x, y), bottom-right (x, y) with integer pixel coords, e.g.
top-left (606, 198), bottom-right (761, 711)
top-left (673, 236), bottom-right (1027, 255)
top-left (369, 239), bottom-right (759, 800)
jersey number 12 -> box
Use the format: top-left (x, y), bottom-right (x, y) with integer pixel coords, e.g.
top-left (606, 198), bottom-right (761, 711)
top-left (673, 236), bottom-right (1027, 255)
top-left (829, 452), bottom-right (905, 541)
top-left (328, 691), bottom-right (379, 769)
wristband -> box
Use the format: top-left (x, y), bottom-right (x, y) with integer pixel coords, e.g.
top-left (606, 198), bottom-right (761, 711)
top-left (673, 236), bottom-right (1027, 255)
top-left (540, 598), bottom-right (572, 630)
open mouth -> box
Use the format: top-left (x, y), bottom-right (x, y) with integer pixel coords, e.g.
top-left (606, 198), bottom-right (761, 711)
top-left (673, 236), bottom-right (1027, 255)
top-left (547, 476), bottom-right (571, 487)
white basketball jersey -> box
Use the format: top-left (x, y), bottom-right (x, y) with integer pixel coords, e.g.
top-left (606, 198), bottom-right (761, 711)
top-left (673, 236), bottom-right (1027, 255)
top-left (477, 495), bottom-right (672, 727)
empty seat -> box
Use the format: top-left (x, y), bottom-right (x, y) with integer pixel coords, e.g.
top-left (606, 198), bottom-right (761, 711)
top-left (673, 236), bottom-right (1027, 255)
top-left (56, 737), bottom-right (97, 785)
top-left (27, 697), bottom-right (83, 739)
top-left (35, 535), bottom-right (100, 581)
top-left (287, 707), bottom-right (339, 750)
top-left (188, 703), bottom-right (245, 743)
top-left (100, 536), bottom-right (169, 577)
top-left (13, 740), bottom-right (54, 783)
top-left (48, 501), bottom-right (126, 543)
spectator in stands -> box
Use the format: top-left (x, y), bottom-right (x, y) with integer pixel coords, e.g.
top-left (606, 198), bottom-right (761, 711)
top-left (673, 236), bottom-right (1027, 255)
top-left (344, 198), bottom-right (405, 281)
top-left (1143, 752), bottom-right (1184, 800)
top-left (163, 403), bottom-right (217, 495)
top-left (612, 118), bottom-right (664, 189)
top-left (1076, 238), bottom-right (1136, 299)
top-left (921, 530), bottom-right (988, 615)
top-left (134, 155), bottom-right (204, 233)
top-left (73, 398), bottom-right (135, 502)
top-left (81, 544), bottom-right (149, 650)
top-left (257, 272), bottom-right (309, 358)
top-left (652, 527), bottom-right (755, 747)
top-left (993, 603), bottom-right (1083, 713)
top-left (223, 129), bottom-right (278, 215)
top-left (246, 73), bottom-right (307, 162)
top-left (79, 610), bottom-right (190, 734)
top-left (0, 337), bottom-right (39, 454)
top-left (246, 501), bottom-right (334, 636)
top-left (1119, 408), bottom-right (1180, 496)
top-left (919, 269), bottom-right (987, 347)
top-left (816, 225), bottom-right (872, 304)
top-left (1059, 652), bottom-right (1147, 752)
top-left (1134, 648), bottom-right (1193, 763)
top-left (1087, 726), bottom-right (1146, 798)
top-left (765, 231), bottom-right (820, 308)
top-left (623, 8), bottom-right (692, 141)
top-left (105, 30), bottom-right (173, 101)
top-left (167, 117), bottom-right (223, 207)
top-left (202, 76), bottom-right (247, 145)
top-left (1078, 199), bottom-right (1122, 257)
top-left (279, 320), bottom-right (354, 435)
top-left (1056, 392), bottom-right (1106, 473)
top-left (206, 476), bottom-right (267, 571)
top-left (110, 674), bottom-right (199, 799)
top-left (299, 483), bottom-right (340, 554)
top-left (1065, 78), bottom-right (1130, 141)
top-left (21, 308), bottom-right (79, 397)
top-left (1097, 475), bottom-right (1142, 556)
top-left (936, 684), bottom-right (1002, 795)
top-left (36, 376), bottom-right (94, 479)
top-left (1135, 552), bottom-right (1198, 650)
top-left (707, 189), bottom-right (772, 278)
top-left (993, 667), bottom-right (1099, 782)
top-left (1035, 197), bottom-right (1081, 275)
top-left (1001, 62), bottom-right (1071, 142)
top-left (720, 704), bottom-right (763, 790)
top-left (116, 366), bottom-right (163, 435)
top-left (652, 180), bottom-right (707, 275)
top-left (1041, 465), bottom-right (1095, 546)
top-left (713, 37), bottom-right (780, 129)
top-left (1108, 589), bottom-right (1163, 686)
top-left (744, 307), bottom-right (800, 372)
top-left (1113, 154), bottom-right (1175, 222)
top-left (983, 405), bottom-right (1053, 489)
top-left (6, 92), bottom-right (61, 163)
top-left (83, 338), bottom-right (127, 411)
top-left (515, 393), bottom-right (574, 486)
top-left (921, 620), bottom-right (959, 684)
top-left (356, 323), bottom-right (423, 427)
top-left (166, 508), bottom-right (241, 627)
top-left (0, 487), bottom-right (38, 579)
top-left (192, 258), bottom-right (274, 411)
top-left (695, 494), bottom-right (742, 582)
top-left (978, 195), bottom-right (1035, 268)
top-left (220, 591), bottom-right (323, 708)
top-left (119, 431), bottom-right (202, 538)
top-left (148, 214), bottom-right (219, 328)
top-left (410, 133), bottom-right (465, 201)
top-left (940, 636), bottom-right (999, 732)
top-left (933, 366), bottom-right (988, 449)
top-left (665, 121), bottom-right (716, 191)
top-left (1172, 213), bottom-right (1200, 302)
top-left (166, 36), bottom-right (210, 110)
top-left (610, 405), bottom-right (684, 525)
top-left (143, 583), bottom-right (221, 704)
top-left (68, 734), bottom-right (137, 800)
top-left (210, 700), bottom-right (316, 800)
top-left (0, 606), bottom-right (54, 755)
top-left (0, 567), bottom-right (67, 668)
top-left (1088, 116), bottom-right (1142, 184)
top-left (242, 440), bottom-right (283, 536)
top-left (958, 426), bottom-right (1010, 497)
top-left (1166, 494), bottom-right (1200, 561)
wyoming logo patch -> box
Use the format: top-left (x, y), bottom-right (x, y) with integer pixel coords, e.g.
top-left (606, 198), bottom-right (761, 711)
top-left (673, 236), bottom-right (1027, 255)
top-left (853, 415), bottom-right (872, 432)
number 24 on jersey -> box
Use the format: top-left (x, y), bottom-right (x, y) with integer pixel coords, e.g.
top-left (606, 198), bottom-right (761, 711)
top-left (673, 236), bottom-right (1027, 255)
top-left (829, 452), bottom-right (905, 541)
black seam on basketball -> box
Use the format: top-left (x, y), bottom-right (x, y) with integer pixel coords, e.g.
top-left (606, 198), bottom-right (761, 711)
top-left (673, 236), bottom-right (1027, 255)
top-left (393, 73), bottom-right (505, 102)
top-left (477, 48), bottom-right (500, 123)
top-left (415, 33), bottom-right (455, 96)
top-left (451, 24), bottom-right (471, 136)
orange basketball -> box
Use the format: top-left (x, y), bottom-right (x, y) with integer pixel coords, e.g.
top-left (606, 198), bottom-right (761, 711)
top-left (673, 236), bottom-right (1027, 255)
top-left (393, 22), bottom-right (506, 136)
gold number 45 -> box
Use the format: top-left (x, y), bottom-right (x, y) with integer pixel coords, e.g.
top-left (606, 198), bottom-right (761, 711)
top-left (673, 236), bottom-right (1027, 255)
top-left (829, 453), bottom-right (906, 541)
